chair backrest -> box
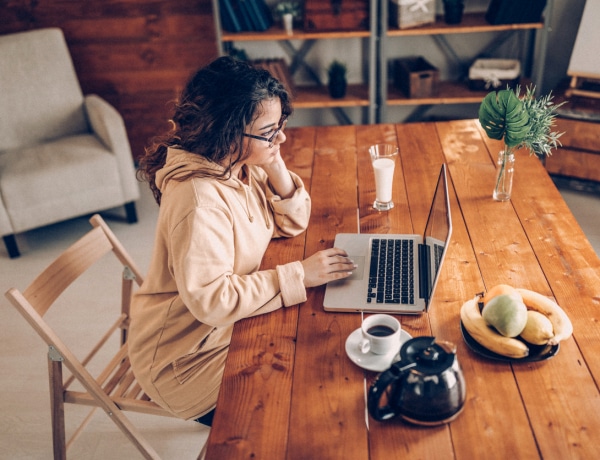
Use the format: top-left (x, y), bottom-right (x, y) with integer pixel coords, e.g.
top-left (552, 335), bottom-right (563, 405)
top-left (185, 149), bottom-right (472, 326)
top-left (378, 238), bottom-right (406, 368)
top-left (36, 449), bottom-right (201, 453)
top-left (3, 214), bottom-right (169, 459)
top-left (0, 28), bottom-right (88, 151)
top-left (19, 214), bottom-right (143, 318)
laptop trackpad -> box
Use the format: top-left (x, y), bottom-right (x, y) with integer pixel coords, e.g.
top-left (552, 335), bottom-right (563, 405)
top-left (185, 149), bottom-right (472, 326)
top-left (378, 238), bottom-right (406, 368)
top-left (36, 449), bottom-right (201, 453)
top-left (346, 256), bottom-right (365, 281)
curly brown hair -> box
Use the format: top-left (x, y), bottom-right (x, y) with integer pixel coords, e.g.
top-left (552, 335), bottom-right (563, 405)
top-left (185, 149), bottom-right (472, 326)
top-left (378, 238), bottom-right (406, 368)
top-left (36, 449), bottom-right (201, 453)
top-left (137, 56), bottom-right (293, 204)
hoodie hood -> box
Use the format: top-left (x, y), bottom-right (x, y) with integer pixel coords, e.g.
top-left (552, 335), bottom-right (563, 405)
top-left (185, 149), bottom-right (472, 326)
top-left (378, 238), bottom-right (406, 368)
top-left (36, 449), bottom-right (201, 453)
top-left (156, 147), bottom-right (241, 192)
top-left (156, 147), bottom-right (268, 227)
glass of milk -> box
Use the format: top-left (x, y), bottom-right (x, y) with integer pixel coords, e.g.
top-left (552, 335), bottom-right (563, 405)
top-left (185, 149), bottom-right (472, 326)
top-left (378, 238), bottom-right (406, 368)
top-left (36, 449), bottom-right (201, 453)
top-left (369, 144), bottom-right (399, 211)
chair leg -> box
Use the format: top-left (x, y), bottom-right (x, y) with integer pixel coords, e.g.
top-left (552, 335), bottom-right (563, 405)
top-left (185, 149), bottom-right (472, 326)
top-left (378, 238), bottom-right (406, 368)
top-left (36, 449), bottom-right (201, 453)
top-left (124, 201), bottom-right (138, 224)
top-left (48, 357), bottom-right (67, 460)
top-left (3, 234), bottom-right (20, 258)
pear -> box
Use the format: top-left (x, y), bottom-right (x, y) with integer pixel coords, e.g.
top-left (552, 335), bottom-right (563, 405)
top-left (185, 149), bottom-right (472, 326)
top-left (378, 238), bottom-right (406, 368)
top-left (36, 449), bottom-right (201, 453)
top-left (482, 293), bottom-right (528, 337)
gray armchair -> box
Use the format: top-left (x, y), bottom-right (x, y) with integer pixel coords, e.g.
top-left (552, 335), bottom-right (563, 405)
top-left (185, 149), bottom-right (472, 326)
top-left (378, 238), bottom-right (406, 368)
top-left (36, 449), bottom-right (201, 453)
top-left (0, 28), bottom-right (140, 258)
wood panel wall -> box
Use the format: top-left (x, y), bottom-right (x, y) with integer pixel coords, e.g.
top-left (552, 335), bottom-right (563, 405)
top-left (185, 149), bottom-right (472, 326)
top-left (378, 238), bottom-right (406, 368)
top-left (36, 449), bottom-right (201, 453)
top-left (0, 0), bottom-right (219, 160)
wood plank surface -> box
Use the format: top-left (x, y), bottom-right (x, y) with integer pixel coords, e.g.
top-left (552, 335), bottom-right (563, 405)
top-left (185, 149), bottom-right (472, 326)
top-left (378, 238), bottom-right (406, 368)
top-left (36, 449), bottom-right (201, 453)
top-left (288, 126), bottom-right (368, 460)
top-left (441, 120), bottom-right (600, 459)
top-left (366, 123), bottom-right (453, 459)
top-left (204, 121), bottom-right (600, 460)
top-left (205, 127), bottom-right (316, 459)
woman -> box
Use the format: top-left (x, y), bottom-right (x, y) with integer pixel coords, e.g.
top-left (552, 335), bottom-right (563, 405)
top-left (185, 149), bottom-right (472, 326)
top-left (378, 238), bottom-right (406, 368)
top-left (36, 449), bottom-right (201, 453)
top-left (129, 56), bottom-right (356, 423)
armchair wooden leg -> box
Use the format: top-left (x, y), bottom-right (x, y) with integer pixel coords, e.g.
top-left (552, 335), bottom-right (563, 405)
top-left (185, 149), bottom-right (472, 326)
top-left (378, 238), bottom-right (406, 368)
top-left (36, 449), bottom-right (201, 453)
top-left (3, 234), bottom-right (20, 258)
top-left (124, 202), bottom-right (138, 224)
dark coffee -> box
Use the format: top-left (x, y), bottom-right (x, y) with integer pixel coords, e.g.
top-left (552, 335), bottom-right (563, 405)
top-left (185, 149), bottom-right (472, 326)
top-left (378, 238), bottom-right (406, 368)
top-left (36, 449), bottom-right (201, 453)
top-left (367, 325), bottom-right (395, 337)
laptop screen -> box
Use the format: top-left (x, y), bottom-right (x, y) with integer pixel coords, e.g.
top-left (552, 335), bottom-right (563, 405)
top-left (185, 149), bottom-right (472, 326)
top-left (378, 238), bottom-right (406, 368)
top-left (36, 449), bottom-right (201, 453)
top-left (422, 164), bottom-right (452, 306)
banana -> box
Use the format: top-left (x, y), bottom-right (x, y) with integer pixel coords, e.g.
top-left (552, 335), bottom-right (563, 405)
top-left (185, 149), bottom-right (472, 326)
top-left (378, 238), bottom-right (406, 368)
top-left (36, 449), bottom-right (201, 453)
top-left (516, 288), bottom-right (573, 345)
top-left (461, 297), bottom-right (529, 359)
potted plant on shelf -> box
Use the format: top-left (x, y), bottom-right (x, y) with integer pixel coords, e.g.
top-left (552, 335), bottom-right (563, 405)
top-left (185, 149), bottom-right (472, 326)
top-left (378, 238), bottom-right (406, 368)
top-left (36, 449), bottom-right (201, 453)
top-left (478, 85), bottom-right (565, 201)
top-left (442, 0), bottom-right (465, 25)
top-left (272, 1), bottom-right (303, 35)
top-left (327, 60), bottom-right (347, 99)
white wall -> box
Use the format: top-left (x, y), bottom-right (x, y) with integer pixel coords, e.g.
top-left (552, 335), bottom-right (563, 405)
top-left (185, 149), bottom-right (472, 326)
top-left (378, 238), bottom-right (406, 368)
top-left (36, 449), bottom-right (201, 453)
top-left (252, 0), bottom-right (587, 126)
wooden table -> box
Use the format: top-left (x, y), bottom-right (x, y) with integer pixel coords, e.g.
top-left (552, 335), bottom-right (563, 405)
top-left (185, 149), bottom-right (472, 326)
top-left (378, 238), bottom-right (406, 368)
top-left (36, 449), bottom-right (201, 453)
top-left (203, 121), bottom-right (600, 459)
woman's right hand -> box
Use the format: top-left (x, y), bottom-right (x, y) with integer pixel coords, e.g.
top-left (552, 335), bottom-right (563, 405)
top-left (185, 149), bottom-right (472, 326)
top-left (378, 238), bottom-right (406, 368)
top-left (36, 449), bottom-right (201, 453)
top-left (301, 248), bottom-right (357, 288)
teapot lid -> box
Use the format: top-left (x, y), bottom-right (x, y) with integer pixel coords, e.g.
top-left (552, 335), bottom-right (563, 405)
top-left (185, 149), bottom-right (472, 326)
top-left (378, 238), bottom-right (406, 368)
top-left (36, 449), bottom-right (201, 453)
top-left (400, 336), bottom-right (456, 374)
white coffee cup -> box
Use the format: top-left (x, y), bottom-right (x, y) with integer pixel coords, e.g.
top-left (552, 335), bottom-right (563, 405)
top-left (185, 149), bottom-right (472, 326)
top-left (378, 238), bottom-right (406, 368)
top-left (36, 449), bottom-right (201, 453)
top-left (359, 314), bottom-right (402, 355)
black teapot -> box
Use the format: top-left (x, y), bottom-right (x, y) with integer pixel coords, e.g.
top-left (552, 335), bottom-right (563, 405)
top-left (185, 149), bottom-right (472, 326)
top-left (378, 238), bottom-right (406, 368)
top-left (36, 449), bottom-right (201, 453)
top-left (368, 336), bottom-right (466, 426)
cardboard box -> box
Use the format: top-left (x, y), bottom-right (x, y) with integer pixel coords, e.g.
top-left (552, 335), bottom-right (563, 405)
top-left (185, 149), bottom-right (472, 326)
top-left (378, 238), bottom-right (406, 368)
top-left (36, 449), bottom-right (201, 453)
top-left (389, 0), bottom-right (435, 30)
top-left (394, 57), bottom-right (439, 98)
top-left (304, 0), bottom-right (369, 31)
top-left (468, 59), bottom-right (520, 91)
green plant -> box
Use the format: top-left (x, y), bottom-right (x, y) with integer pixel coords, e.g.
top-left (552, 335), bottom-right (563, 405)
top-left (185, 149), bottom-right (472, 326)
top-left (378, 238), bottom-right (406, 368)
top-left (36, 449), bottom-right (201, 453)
top-left (272, 1), bottom-right (302, 20)
top-left (327, 60), bottom-right (347, 80)
top-left (478, 85), bottom-right (565, 158)
top-left (327, 60), bottom-right (347, 99)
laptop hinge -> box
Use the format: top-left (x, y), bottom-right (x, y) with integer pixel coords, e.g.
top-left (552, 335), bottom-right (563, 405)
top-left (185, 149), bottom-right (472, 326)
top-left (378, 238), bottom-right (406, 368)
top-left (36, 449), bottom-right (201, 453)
top-left (418, 243), bottom-right (430, 302)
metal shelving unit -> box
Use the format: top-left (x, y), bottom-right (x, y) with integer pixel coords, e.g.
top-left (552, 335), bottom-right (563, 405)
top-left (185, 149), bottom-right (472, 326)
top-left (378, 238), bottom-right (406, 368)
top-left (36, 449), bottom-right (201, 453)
top-left (210, 0), bottom-right (552, 125)
top-left (211, 0), bottom-right (378, 125)
top-left (378, 1), bottom-right (553, 122)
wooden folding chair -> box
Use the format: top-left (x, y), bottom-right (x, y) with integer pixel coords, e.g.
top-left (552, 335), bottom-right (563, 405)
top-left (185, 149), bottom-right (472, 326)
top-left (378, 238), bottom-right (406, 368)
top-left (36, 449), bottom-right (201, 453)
top-left (5, 214), bottom-right (176, 459)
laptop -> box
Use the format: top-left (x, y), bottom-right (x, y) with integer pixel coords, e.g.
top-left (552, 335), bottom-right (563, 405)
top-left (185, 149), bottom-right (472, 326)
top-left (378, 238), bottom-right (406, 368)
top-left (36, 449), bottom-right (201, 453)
top-left (323, 164), bottom-right (452, 314)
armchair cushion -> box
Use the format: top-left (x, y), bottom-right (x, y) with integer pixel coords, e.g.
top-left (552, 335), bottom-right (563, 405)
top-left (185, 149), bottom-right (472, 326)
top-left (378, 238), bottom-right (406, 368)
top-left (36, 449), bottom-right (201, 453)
top-left (0, 135), bottom-right (123, 233)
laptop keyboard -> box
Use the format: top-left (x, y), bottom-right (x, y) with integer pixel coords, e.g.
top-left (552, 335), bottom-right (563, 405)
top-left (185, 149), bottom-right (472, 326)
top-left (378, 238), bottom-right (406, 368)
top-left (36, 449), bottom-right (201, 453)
top-left (434, 243), bottom-right (444, 272)
top-left (367, 238), bottom-right (414, 304)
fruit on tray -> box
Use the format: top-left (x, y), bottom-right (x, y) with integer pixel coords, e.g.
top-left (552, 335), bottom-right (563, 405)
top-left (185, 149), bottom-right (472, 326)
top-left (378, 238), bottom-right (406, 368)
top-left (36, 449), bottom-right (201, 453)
top-left (460, 285), bottom-right (573, 358)
top-left (520, 310), bottom-right (554, 345)
top-left (460, 296), bottom-right (529, 359)
top-left (516, 288), bottom-right (573, 346)
top-left (482, 291), bottom-right (527, 337)
top-left (481, 283), bottom-right (518, 306)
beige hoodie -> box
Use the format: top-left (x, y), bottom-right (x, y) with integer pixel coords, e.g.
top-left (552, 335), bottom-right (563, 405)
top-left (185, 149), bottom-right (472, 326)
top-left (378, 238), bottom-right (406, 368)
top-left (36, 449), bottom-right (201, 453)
top-left (129, 148), bottom-right (311, 420)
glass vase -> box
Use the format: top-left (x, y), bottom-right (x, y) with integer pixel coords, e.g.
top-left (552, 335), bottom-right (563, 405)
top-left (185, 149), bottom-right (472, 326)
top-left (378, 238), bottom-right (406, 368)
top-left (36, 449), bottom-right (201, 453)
top-left (493, 150), bottom-right (515, 201)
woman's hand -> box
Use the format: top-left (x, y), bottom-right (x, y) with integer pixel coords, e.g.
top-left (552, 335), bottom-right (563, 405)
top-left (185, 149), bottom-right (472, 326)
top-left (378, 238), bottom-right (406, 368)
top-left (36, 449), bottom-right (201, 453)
top-left (301, 248), bottom-right (357, 288)
top-left (260, 153), bottom-right (295, 199)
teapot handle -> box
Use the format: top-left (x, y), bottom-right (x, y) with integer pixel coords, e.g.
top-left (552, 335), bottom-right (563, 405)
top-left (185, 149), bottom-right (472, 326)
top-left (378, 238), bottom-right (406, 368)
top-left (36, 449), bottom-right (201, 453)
top-left (368, 362), bottom-right (417, 421)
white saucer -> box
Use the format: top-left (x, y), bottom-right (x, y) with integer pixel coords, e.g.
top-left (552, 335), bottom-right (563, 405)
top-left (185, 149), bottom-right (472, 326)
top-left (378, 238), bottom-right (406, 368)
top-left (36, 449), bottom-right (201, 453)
top-left (345, 328), bottom-right (412, 372)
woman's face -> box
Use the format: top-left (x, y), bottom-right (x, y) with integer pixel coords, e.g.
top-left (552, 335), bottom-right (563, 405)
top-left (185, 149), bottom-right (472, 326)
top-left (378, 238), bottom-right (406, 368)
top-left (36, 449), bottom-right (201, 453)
top-left (241, 98), bottom-right (287, 168)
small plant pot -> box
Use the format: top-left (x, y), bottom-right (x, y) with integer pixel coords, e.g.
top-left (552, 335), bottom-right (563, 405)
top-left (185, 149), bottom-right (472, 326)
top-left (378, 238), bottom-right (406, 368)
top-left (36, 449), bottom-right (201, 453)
top-left (328, 80), bottom-right (347, 99)
top-left (443, 2), bottom-right (464, 24)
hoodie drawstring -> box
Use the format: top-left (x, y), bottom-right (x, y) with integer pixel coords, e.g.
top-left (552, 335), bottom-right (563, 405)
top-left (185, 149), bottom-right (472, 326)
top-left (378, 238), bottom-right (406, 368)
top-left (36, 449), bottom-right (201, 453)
top-left (242, 172), bottom-right (271, 229)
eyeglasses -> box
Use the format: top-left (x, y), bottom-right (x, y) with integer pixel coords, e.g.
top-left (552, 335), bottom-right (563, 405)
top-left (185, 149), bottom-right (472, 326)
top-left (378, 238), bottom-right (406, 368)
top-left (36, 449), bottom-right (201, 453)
top-left (243, 117), bottom-right (288, 148)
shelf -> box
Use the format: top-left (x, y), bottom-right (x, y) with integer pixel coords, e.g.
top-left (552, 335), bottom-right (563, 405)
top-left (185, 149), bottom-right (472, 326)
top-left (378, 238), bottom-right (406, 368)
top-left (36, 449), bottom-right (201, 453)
top-left (387, 13), bottom-right (543, 37)
top-left (212, 0), bottom-right (549, 125)
top-left (221, 27), bottom-right (371, 42)
top-left (292, 84), bottom-right (370, 109)
top-left (386, 79), bottom-right (534, 106)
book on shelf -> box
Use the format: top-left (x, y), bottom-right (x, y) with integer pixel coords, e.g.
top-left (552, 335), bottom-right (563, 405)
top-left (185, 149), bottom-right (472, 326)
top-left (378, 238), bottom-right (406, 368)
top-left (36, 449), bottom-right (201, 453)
top-left (238, 0), bottom-right (256, 31)
top-left (249, 0), bottom-right (273, 31)
top-left (219, 0), bottom-right (242, 32)
top-left (220, 0), bottom-right (273, 33)
top-left (231, 0), bottom-right (252, 31)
